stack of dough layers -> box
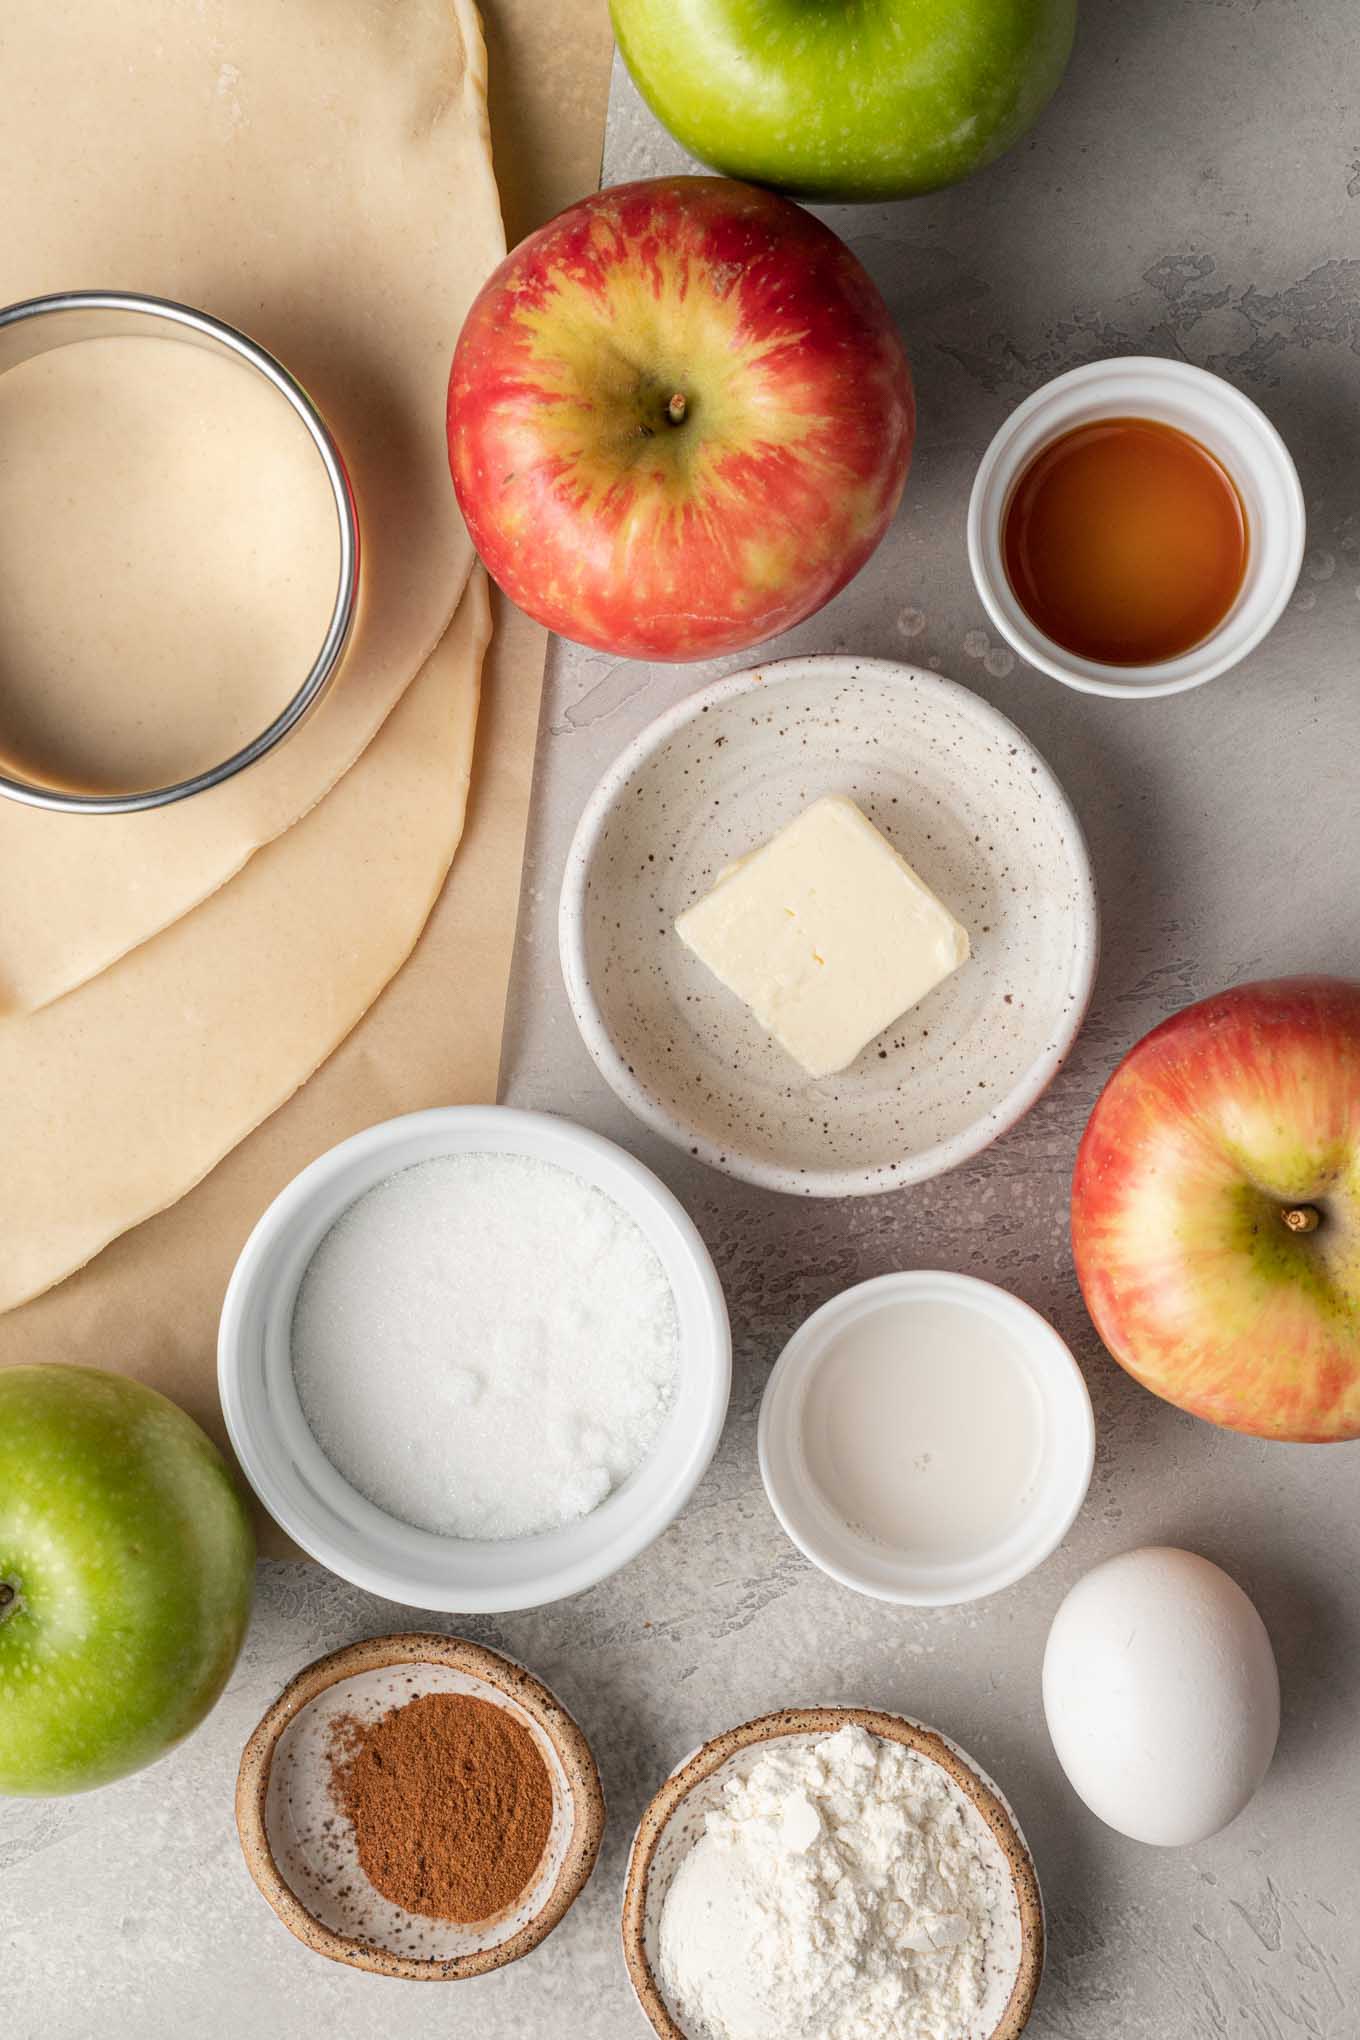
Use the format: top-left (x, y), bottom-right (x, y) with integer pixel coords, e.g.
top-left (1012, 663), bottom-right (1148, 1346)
top-left (0, 0), bottom-right (507, 1310)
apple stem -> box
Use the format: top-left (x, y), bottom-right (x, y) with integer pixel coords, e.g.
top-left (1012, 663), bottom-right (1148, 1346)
top-left (667, 392), bottom-right (688, 426)
top-left (0, 1580), bottom-right (17, 1623)
top-left (1281, 1205), bottom-right (1321, 1235)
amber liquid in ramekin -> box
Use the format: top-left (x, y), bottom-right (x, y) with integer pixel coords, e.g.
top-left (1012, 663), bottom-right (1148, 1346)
top-left (1003, 416), bottom-right (1249, 666)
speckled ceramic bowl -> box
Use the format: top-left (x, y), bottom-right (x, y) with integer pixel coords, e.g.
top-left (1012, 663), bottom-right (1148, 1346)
top-left (236, 1633), bottom-right (605, 1980)
top-left (560, 657), bottom-right (1098, 1197)
top-left (622, 1706), bottom-right (1044, 2040)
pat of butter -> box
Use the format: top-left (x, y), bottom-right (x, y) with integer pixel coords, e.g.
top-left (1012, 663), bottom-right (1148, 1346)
top-left (675, 795), bottom-right (969, 1079)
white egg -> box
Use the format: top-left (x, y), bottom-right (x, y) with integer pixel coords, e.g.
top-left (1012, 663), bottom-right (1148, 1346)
top-left (1042, 1545), bottom-right (1280, 1847)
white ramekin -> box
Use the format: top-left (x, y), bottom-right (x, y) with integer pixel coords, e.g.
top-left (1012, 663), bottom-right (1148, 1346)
top-left (967, 356), bottom-right (1305, 699)
top-left (218, 1107), bottom-right (731, 1612)
top-left (758, 1271), bottom-right (1094, 1606)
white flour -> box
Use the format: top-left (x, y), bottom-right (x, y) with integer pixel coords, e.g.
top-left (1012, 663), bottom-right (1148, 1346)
top-left (657, 1725), bottom-right (1017, 2040)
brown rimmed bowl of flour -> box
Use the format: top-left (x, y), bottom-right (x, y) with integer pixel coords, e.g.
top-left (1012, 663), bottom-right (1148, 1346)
top-left (236, 1632), bottom-right (605, 1980)
top-left (623, 1706), bottom-right (1043, 2040)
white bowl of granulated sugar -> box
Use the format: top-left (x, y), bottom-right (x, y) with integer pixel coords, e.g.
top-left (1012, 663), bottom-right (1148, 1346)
top-left (622, 1707), bottom-right (1044, 2040)
top-left (219, 1106), bottom-right (731, 1611)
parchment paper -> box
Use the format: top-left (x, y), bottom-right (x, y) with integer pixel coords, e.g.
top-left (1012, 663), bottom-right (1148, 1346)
top-left (0, 0), bottom-right (616, 1555)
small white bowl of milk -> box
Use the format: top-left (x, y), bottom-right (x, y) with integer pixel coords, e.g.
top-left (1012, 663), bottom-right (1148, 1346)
top-left (758, 1272), bottom-right (1094, 1605)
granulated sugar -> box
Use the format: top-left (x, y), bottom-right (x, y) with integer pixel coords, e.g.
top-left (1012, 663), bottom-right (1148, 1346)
top-left (291, 1152), bottom-right (679, 1539)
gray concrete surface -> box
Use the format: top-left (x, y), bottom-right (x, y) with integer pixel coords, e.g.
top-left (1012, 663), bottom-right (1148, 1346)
top-left (4, 2), bottom-right (1359, 2032)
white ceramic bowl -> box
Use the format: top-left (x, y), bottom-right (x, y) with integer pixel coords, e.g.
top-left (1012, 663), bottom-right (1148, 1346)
top-left (219, 1107), bottom-right (731, 1611)
top-left (560, 657), bottom-right (1098, 1198)
top-left (622, 1706), bottom-right (1044, 2040)
top-left (968, 356), bottom-right (1305, 698)
top-left (758, 1272), bottom-right (1094, 1605)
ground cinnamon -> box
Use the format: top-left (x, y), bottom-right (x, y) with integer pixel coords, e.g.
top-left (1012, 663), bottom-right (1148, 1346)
top-left (326, 1691), bottom-right (554, 1924)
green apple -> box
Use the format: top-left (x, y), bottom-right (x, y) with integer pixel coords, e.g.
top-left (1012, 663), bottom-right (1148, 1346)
top-left (611, 0), bottom-right (1078, 201)
top-left (0, 1366), bottom-right (254, 1795)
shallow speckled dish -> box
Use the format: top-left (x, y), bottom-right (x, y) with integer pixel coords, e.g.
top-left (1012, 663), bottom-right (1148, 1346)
top-left (236, 1633), bottom-right (605, 1981)
top-left (622, 1706), bottom-right (1044, 2040)
top-left (560, 657), bottom-right (1098, 1196)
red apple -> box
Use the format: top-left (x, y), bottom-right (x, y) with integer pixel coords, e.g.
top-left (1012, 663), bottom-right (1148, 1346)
top-left (1072, 977), bottom-right (1360, 1443)
top-left (447, 176), bottom-right (913, 662)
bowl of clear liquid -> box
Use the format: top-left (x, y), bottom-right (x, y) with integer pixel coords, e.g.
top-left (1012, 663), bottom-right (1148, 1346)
top-left (758, 1271), bottom-right (1094, 1606)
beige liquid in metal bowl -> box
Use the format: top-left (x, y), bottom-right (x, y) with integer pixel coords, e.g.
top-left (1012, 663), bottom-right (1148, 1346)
top-left (0, 334), bottom-right (340, 794)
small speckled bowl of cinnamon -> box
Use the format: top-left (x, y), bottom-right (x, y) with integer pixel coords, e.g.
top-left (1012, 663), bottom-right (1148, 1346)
top-left (235, 1632), bottom-right (605, 1980)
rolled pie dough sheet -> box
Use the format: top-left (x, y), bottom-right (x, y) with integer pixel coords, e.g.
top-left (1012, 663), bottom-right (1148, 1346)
top-left (0, 572), bottom-right (491, 1317)
top-left (0, 0), bottom-right (504, 1013)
